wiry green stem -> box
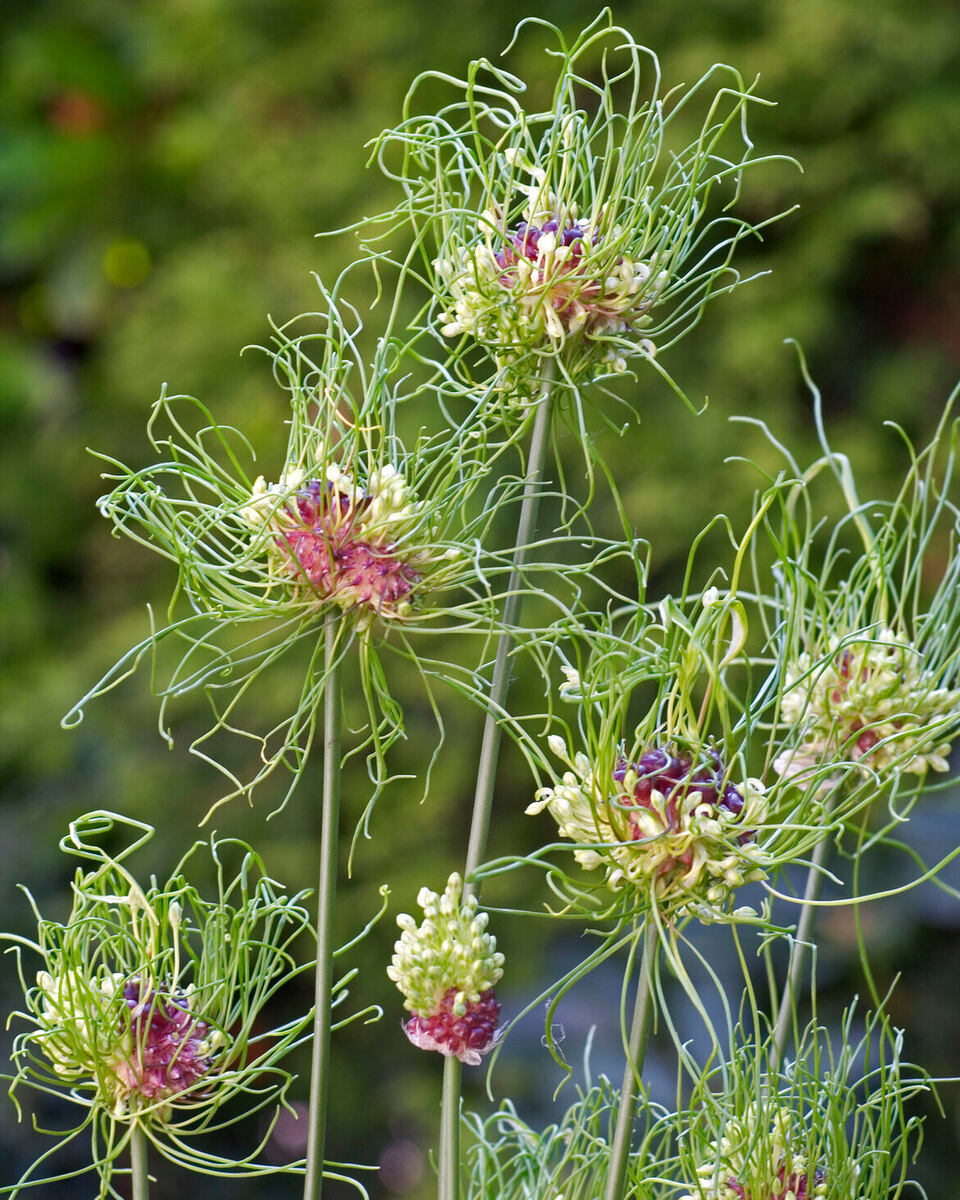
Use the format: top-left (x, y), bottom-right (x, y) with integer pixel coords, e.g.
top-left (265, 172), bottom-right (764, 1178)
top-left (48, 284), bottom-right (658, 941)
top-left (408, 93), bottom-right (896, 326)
top-left (130, 1124), bottom-right (150, 1200)
top-left (772, 825), bottom-right (832, 1062)
top-left (438, 1055), bottom-right (462, 1200)
top-left (438, 373), bottom-right (554, 1200)
top-left (463, 371), bottom-right (555, 895)
top-left (303, 614), bottom-right (343, 1200)
top-left (604, 923), bottom-right (658, 1200)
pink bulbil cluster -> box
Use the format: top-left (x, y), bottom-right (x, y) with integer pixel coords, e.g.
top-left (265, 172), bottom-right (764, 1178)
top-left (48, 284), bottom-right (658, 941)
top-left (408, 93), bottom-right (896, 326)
top-left (280, 480), bottom-right (420, 616)
top-left (727, 1164), bottom-right (825, 1199)
top-left (402, 987), bottom-right (500, 1067)
top-left (114, 981), bottom-right (212, 1104)
top-left (832, 648), bottom-right (885, 757)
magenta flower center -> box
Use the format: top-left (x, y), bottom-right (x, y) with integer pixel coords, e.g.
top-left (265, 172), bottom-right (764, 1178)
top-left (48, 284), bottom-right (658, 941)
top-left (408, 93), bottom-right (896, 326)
top-left (279, 479), bottom-right (420, 615)
top-left (115, 981), bottom-right (213, 1103)
top-left (727, 1164), bottom-right (825, 1199)
top-left (612, 747), bottom-right (753, 877)
top-left (402, 987), bottom-right (500, 1066)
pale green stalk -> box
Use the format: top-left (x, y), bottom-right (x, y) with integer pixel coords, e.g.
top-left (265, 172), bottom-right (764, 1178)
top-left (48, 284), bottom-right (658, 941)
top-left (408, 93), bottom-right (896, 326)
top-left (130, 1124), bottom-right (149, 1200)
top-left (603, 922), bottom-right (657, 1200)
top-left (439, 365), bottom-right (555, 1200)
top-left (463, 366), bottom-right (556, 894)
top-left (771, 812), bottom-right (833, 1062)
top-left (439, 1056), bottom-right (462, 1200)
top-left (303, 613), bottom-right (343, 1200)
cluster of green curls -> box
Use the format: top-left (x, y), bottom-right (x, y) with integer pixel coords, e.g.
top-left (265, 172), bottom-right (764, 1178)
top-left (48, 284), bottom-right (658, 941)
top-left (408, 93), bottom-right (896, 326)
top-left (4, 813), bottom-right (324, 1193)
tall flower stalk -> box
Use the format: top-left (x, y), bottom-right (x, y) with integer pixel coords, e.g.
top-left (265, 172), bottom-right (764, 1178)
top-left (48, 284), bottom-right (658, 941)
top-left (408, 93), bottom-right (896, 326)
top-left (302, 614), bottom-right (344, 1200)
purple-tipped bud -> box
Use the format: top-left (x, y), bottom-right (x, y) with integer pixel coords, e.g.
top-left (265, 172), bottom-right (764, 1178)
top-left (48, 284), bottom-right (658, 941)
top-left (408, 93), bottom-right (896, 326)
top-left (614, 746), bottom-right (752, 855)
top-left (531, 737), bottom-right (768, 913)
top-left (438, 208), bottom-right (667, 362)
top-left (388, 874), bottom-right (504, 1066)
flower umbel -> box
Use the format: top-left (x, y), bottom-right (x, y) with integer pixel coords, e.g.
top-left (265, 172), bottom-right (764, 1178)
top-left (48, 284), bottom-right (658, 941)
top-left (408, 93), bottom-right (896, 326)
top-left (7, 813), bottom-right (318, 1191)
top-left (671, 1005), bottom-right (927, 1200)
top-left (774, 628), bottom-right (960, 787)
top-left (438, 198), bottom-right (665, 371)
top-left (34, 969), bottom-right (223, 1115)
top-left (387, 873), bottom-right (504, 1065)
top-left (374, 14), bottom-right (791, 400)
top-left (681, 1108), bottom-right (827, 1200)
top-left (528, 738), bottom-right (768, 918)
top-left (73, 294), bottom-right (508, 820)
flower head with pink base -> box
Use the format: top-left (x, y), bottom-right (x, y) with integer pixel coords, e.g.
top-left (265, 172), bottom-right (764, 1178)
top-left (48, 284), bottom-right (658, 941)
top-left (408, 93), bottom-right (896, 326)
top-left (388, 873), bottom-right (504, 1065)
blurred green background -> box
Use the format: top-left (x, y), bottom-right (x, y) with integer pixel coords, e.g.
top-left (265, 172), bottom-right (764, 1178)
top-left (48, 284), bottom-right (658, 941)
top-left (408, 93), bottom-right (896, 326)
top-left (3, 0), bottom-right (960, 1196)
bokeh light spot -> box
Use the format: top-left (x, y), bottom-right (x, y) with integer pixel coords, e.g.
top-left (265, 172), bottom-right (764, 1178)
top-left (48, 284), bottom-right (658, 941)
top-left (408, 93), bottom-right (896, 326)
top-left (103, 239), bottom-right (151, 288)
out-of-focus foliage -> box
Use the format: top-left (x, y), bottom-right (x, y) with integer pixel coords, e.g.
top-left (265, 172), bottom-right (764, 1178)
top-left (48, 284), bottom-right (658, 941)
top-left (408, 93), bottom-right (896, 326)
top-left (2, 1), bottom-right (960, 1197)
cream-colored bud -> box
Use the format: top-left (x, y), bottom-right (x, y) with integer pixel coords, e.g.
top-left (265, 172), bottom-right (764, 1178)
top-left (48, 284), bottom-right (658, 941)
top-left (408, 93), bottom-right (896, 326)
top-left (547, 734), bottom-right (567, 759)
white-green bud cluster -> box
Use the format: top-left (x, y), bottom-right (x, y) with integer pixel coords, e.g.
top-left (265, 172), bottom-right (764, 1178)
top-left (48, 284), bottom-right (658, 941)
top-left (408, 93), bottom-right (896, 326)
top-left (387, 873), bottom-right (504, 1018)
top-left (33, 967), bottom-right (124, 1082)
top-left (774, 628), bottom-right (960, 787)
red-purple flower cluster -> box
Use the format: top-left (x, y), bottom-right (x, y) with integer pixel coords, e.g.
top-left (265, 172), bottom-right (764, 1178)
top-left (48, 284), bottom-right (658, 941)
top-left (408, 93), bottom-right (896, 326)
top-left (613, 746), bottom-right (753, 863)
top-left (727, 1164), bottom-right (826, 1200)
top-left (402, 987), bottom-right (501, 1066)
top-left (114, 981), bottom-right (213, 1104)
top-left (530, 736), bottom-right (768, 912)
top-left (281, 479), bottom-right (421, 614)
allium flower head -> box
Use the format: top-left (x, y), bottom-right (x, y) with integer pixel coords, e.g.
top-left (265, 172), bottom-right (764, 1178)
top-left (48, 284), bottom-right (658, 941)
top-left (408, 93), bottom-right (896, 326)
top-left (387, 873), bottom-right (504, 1065)
top-left (33, 968), bottom-right (224, 1115)
top-left (673, 1008), bottom-right (926, 1200)
top-left (774, 628), bottom-right (960, 788)
top-left (73, 295), bottom-right (505, 818)
top-left (437, 158), bottom-right (666, 372)
top-left (374, 14), bottom-right (791, 400)
top-left (681, 1108), bottom-right (827, 1200)
top-left (7, 813), bottom-right (316, 1190)
top-left (462, 1081), bottom-right (669, 1200)
top-left (528, 737), bottom-right (768, 919)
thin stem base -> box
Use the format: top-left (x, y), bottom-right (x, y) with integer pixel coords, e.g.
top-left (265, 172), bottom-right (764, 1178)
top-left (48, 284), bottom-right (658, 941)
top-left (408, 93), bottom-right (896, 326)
top-left (303, 614), bottom-right (343, 1200)
top-left (603, 923), bottom-right (658, 1200)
